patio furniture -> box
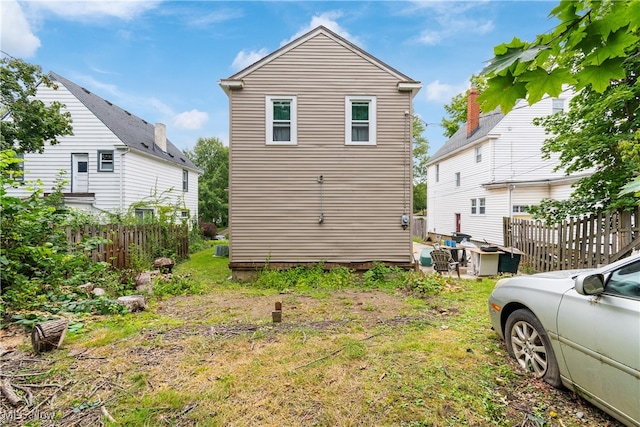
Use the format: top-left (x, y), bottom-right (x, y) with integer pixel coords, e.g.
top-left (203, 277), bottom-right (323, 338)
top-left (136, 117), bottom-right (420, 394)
top-left (431, 249), bottom-right (460, 278)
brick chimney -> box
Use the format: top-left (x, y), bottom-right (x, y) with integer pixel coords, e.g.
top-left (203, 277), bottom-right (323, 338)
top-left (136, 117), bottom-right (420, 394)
top-left (155, 123), bottom-right (167, 152)
top-left (467, 87), bottom-right (480, 138)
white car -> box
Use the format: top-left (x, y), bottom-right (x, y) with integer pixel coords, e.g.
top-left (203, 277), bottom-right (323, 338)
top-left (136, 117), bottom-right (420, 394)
top-left (488, 253), bottom-right (640, 427)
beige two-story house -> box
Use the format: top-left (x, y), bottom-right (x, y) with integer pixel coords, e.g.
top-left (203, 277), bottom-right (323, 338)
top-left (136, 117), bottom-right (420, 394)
top-left (219, 26), bottom-right (421, 279)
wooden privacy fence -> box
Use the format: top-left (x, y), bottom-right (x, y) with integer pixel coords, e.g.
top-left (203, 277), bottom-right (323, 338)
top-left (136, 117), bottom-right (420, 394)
top-left (503, 207), bottom-right (640, 272)
top-left (66, 224), bottom-right (189, 269)
top-left (412, 217), bottom-right (426, 240)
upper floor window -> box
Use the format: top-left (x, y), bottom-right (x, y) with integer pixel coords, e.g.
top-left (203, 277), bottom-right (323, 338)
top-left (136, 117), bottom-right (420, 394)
top-left (266, 95), bottom-right (297, 145)
top-left (475, 146), bottom-right (482, 163)
top-left (455, 172), bottom-right (461, 187)
top-left (182, 169), bottom-right (188, 192)
top-left (345, 95), bottom-right (376, 145)
top-left (435, 164), bottom-right (440, 183)
top-left (552, 98), bottom-right (565, 114)
top-left (471, 199), bottom-right (477, 214)
top-left (98, 150), bottom-right (114, 172)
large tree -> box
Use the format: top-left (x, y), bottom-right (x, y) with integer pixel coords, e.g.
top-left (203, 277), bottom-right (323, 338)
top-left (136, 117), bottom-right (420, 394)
top-left (480, 0), bottom-right (640, 217)
top-left (1, 57), bottom-right (73, 153)
top-left (528, 53), bottom-right (639, 221)
top-left (184, 137), bottom-right (229, 226)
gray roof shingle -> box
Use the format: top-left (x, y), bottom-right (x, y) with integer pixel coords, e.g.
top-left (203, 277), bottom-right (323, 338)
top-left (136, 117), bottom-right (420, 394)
top-left (428, 110), bottom-right (505, 163)
top-left (50, 72), bottom-right (198, 171)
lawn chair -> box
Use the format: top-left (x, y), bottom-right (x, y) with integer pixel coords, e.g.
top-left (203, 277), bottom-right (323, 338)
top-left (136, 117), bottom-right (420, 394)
top-left (431, 249), bottom-right (460, 278)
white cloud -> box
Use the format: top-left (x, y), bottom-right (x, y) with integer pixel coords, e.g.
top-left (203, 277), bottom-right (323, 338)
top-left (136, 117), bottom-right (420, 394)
top-left (174, 110), bottom-right (209, 130)
top-left (282, 11), bottom-right (363, 47)
top-left (231, 48), bottom-right (269, 72)
top-left (407, 1), bottom-right (494, 46)
top-left (424, 80), bottom-right (468, 103)
top-left (0, 0), bottom-right (41, 57)
top-left (25, 0), bottom-right (161, 21)
top-left (188, 8), bottom-right (243, 27)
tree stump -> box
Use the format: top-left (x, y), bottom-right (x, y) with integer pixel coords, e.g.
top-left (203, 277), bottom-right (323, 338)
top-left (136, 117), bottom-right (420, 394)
top-left (117, 295), bottom-right (147, 312)
top-left (153, 257), bottom-right (175, 273)
top-left (31, 319), bottom-right (69, 353)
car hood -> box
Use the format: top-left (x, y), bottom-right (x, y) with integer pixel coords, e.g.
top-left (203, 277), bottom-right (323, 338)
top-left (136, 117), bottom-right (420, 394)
top-left (498, 268), bottom-right (595, 294)
top-left (529, 268), bottom-right (594, 279)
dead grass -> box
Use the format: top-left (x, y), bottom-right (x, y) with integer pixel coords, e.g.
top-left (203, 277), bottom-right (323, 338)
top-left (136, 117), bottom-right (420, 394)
top-left (0, 274), bottom-right (624, 427)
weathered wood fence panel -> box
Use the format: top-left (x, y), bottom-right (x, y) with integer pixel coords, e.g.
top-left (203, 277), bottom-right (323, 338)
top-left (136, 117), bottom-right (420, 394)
top-left (412, 217), bottom-right (426, 240)
top-left (504, 207), bottom-right (639, 272)
top-left (66, 224), bottom-right (189, 269)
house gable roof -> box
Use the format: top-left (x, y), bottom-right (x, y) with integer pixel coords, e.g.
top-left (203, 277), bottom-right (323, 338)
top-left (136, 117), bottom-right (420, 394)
top-left (427, 109), bottom-right (505, 164)
top-left (49, 72), bottom-right (198, 171)
top-left (220, 26), bottom-right (420, 93)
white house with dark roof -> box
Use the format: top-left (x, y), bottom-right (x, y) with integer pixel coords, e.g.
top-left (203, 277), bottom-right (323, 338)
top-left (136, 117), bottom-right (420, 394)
top-left (5, 72), bottom-right (199, 222)
top-left (426, 87), bottom-right (585, 245)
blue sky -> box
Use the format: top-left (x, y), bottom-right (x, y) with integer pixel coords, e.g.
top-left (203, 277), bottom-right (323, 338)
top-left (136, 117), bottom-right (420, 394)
top-left (1, 0), bottom-right (559, 155)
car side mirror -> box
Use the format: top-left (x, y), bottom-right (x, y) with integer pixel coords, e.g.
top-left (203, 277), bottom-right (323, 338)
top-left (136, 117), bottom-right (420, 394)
top-left (575, 273), bottom-right (605, 295)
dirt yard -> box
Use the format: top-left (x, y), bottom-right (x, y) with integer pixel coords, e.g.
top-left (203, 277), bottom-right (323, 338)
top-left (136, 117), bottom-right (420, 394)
top-left (0, 288), bottom-right (623, 426)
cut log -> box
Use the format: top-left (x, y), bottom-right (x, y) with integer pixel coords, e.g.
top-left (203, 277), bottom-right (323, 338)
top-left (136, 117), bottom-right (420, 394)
top-left (1, 379), bottom-right (21, 406)
top-left (153, 257), bottom-right (175, 273)
top-left (31, 319), bottom-right (69, 353)
top-left (117, 295), bottom-right (147, 312)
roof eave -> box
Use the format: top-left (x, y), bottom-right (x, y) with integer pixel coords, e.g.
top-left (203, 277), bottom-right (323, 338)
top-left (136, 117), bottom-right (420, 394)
top-left (398, 82), bottom-right (422, 97)
top-left (219, 79), bottom-right (244, 96)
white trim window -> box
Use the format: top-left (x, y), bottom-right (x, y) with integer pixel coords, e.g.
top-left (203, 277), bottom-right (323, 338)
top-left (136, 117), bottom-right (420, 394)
top-left (266, 95), bottom-right (297, 145)
top-left (182, 169), bottom-right (189, 192)
top-left (479, 198), bottom-right (486, 214)
top-left (552, 98), bottom-right (565, 114)
top-left (471, 198), bottom-right (486, 215)
top-left (475, 146), bottom-right (482, 163)
top-left (455, 172), bottom-right (461, 187)
top-left (345, 95), bottom-right (376, 145)
top-left (98, 150), bottom-right (114, 172)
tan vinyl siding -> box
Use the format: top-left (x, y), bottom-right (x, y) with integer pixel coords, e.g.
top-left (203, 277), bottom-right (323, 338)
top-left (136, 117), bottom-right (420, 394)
top-left (227, 33), bottom-right (414, 265)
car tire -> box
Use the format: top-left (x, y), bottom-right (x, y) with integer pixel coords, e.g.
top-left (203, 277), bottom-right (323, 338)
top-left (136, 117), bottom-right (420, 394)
top-left (505, 309), bottom-right (562, 388)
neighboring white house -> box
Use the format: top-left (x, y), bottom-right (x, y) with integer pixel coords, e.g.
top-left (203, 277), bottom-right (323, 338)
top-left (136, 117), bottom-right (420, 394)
top-left (4, 72), bottom-right (199, 223)
top-left (426, 87), bottom-right (587, 244)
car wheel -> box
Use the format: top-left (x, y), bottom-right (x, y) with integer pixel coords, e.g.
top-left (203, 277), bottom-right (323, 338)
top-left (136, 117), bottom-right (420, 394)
top-left (505, 309), bottom-right (562, 388)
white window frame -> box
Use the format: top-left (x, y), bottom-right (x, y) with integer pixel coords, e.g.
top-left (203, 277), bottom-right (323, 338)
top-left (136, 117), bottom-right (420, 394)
top-left (552, 98), bottom-right (565, 114)
top-left (475, 146), bottom-right (482, 163)
top-left (135, 208), bottom-right (154, 222)
top-left (345, 95), bottom-right (376, 145)
top-left (98, 150), bottom-right (114, 172)
top-left (266, 95), bottom-right (297, 145)
top-left (182, 169), bottom-right (188, 192)
top-left (471, 199), bottom-right (477, 215)
top-left (455, 172), bottom-right (461, 187)
top-left (479, 198), bottom-right (486, 215)
top-left (435, 164), bottom-right (440, 183)
top-left (512, 205), bottom-right (528, 213)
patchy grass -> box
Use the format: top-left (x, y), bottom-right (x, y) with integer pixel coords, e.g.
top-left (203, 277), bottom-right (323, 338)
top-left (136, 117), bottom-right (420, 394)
top-left (0, 253), bottom-right (622, 427)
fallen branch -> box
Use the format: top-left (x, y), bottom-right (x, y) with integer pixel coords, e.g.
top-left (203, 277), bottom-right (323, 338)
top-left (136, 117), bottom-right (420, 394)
top-left (101, 405), bottom-right (116, 423)
top-left (1, 378), bottom-right (22, 406)
top-left (13, 384), bottom-right (33, 406)
top-left (25, 380), bottom-right (73, 417)
top-left (292, 332), bottom-right (383, 370)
